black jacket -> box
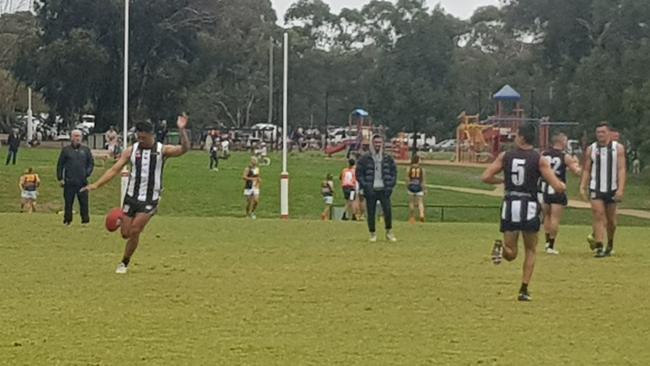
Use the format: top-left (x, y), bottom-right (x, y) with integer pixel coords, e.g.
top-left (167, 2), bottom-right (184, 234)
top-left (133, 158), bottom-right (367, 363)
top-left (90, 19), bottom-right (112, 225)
top-left (356, 151), bottom-right (397, 194)
top-left (56, 144), bottom-right (94, 185)
top-left (7, 133), bottom-right (20, 151)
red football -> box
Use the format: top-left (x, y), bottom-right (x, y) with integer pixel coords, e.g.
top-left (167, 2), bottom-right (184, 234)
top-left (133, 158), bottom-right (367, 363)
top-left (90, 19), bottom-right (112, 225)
top-left (105, 208), bottom-right (124, 232)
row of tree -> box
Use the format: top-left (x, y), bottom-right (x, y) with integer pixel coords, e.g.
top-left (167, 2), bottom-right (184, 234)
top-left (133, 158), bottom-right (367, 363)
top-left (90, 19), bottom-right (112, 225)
top-left (1, 0), bottom-right (650, 158)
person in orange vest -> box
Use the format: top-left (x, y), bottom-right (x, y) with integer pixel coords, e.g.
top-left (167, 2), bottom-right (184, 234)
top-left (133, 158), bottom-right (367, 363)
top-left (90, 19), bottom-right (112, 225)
top-left (407, 155), bottom-right (427, 223)
top-left (340, 159), bottom-right (358, 220)
top-left (19, 167), bottom-right (40, 213)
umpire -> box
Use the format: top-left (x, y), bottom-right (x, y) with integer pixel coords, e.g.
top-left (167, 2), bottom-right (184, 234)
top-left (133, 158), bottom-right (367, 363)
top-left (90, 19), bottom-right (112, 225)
top-left (57, 129), bottom-right (94, 225)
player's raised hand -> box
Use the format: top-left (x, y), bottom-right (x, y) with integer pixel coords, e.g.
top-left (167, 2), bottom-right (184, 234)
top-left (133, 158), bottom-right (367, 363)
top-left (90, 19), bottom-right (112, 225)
top-left (177, 113), bottom-right (189, 129)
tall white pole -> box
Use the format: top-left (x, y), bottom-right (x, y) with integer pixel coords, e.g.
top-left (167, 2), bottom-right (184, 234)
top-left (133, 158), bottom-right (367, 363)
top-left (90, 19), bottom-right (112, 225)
top-left (280, 32), bottom-right (289, 219)
top-left (268, 37), bottom-right (274, 125)
top-left (27, 87), bottom-right (33, 143)
top-left (120, 0), bottom-right (130, 205)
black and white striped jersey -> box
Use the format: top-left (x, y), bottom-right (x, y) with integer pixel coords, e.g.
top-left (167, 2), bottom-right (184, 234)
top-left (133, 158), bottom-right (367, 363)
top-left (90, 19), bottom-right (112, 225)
top-left (126, 142), bottom-right (165, 204)
top-left (589, 141), bottom-right (619, 194)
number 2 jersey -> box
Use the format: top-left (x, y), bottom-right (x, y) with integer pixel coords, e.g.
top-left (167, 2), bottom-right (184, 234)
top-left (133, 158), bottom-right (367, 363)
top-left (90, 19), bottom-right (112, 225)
top-left (539, 148), bottom-right (567, 204)
top-left (501, 148), bottom-right (541, 232)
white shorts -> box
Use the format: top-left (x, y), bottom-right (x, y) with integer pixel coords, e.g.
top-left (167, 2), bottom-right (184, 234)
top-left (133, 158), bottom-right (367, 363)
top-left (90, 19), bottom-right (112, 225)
top-left (244, 188), bottom-right (260, 197)
top-left (323, 196), bottom-right (334, 205)
top-left (22, 191), bottom-right (38, 200)
top-left (408, 191), bottom-right (424, 197)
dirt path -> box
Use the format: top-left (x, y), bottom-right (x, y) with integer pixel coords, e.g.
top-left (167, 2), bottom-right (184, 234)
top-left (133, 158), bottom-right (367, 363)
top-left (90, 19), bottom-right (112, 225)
top-left (425, 184), bottom-right (650, 220)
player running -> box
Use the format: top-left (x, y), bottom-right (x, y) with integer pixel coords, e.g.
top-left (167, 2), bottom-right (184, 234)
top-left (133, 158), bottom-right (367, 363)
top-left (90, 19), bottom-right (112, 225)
top-left (81, 115), bottom-right (190, 274)
top-left (539, 133), bottom-right (581, 254)
top-left (580, 122), bottom-right (626, 258)
top-left (482, 123), bottom-right (566, 301)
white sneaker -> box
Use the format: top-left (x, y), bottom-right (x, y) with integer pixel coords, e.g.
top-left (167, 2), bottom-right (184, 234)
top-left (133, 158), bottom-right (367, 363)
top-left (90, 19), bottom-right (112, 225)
top-left (386, 231), bottom-right (397, 242)
top-left (115, 263), bottom-right (128, 274)
top-left (545, 245), bottom-right (560, 255)
top-left (369, 233), bottom-right (377, 242)
top-left (250, 213), bottom-right (257, 220)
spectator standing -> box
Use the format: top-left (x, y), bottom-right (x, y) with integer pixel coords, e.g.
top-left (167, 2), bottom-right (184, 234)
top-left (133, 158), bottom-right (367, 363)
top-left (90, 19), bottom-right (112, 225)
top-left (57, 130), bottom-right (94, 225)
top-left (356, 135), bottom-right (397, 242)
top-left (6, 129), bottom-right (20, 165)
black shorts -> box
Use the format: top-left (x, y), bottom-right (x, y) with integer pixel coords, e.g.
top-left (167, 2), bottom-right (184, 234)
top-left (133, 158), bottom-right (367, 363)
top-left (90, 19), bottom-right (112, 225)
top-left (122, 196), bottom-right (159, 218)
top-left (543, 193), bottom-right (568, 206)
top-left (590, 190), bottom-right (617, 205)
top-left (342, 187), bottom-right (355, 201)
top-left (500, 196), bottom-right (541, 233)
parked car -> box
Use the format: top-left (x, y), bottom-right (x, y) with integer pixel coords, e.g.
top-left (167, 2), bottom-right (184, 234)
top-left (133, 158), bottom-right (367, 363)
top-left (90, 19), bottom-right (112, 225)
top-left (435, 139), bottom-right (457, 151)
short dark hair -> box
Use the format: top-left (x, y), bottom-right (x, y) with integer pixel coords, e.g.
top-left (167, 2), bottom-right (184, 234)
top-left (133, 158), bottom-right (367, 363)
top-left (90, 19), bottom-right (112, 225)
top-left (411, 155), bottom-right (420, 164)
top-left (518, 122), bottom-right (536, 145)
top-left (372, 134), bottom-right (383, 141)
top-left (348, 158), bottom-right (355, 167)
top-left (551, 132), bottom-right (567, 145)
top-left (596, 122), bottom-right (610, 129)
top-left (135, 121), bottom-right (154, 134)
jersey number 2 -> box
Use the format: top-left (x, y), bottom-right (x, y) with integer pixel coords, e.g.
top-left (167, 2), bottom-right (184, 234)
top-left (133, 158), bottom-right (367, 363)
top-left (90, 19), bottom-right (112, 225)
top-left (511, 159), bottom-right (526, 186)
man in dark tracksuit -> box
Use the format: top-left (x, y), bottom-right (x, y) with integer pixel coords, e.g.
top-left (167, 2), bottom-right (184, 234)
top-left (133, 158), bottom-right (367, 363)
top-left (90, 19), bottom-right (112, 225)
top-left (356, 134), bottom-right (397, 242)
top-left (57, 130), bottom-right (94, 225)
top-left (6, 130), bottom-right (20, 165)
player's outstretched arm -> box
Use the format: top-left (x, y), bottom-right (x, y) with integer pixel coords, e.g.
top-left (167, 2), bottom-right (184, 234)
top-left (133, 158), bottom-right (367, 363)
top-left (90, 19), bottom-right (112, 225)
top-left (481, 152), bottom-right (505, 185)
top-left (540, 157), bottom-right (566, 193)
top-left (579, 146), bottom-right (592, 200)
top-left (616, 144), bottom-right (627, 201)
top-left (81, 147), bottom-right (132, 192)
top-left (163, 114), bottom-right (190, 158)
top-left (565, 154), bottom-right (582, 176)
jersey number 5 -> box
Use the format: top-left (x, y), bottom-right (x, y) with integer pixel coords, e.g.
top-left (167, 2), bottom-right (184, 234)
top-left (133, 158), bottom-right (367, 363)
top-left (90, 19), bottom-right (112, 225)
top-left (511, 159), bottom-right (526, 186)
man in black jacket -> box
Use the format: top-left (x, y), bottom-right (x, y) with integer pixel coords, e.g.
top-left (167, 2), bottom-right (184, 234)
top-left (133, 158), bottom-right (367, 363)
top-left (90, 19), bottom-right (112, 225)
top-left (356, 134), bottom-right (397, 242)
top-left (57, 130), bottom-right (94, 225)
top-left (5, 129), bottom-right (20, 165)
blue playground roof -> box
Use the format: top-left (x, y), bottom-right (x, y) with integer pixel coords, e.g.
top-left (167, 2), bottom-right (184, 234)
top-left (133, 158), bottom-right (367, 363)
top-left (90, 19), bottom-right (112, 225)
top-left (352, 109), bottom-right (369, 117)
top-left (494, 85), bottom-right (521, 101)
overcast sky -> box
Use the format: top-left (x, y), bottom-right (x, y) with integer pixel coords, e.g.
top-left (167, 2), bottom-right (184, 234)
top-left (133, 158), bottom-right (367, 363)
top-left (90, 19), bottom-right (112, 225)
top-left (271, 0), bottom-right (500, 22)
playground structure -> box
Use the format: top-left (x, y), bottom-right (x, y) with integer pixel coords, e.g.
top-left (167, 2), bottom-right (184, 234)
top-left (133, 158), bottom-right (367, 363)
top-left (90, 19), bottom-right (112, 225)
top-left (325, 109), bottom-right (385, 157)
top-left (392, 132), bottom-right (410, 161)
top-left (456, 85), bottom-right (578, 164)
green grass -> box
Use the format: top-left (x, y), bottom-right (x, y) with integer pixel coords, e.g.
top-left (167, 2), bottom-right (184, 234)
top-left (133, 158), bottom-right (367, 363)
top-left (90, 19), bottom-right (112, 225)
top-left (2, 214), bottom-right (650, 365)
top-left (3, 148), bottom-right (649, 225)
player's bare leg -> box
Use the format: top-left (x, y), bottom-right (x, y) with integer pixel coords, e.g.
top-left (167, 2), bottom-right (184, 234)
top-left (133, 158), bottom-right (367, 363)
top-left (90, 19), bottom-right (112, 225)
top-left (598, 203), bottom-right (618, 257)
top-left (545, 205), bottom-right (564, 254)
top-left (249, 196), bottom-right (259, 219)
top-left (502, 231), bottom-right (519, 262)
top-left (519, 231), bottom-right (538, 301)
top-left (590, 200), bottom-right (607, 254)
top-left (116, 213), bottom-right (152, 273)
top-left (246, 197), bottom-right (254, 218)
top-left (408, 196), bottom-right (416, 223)
top-left (542, 203), bottom-right (552, 245)
top-left (417, 196), bottom-right (425, 222)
